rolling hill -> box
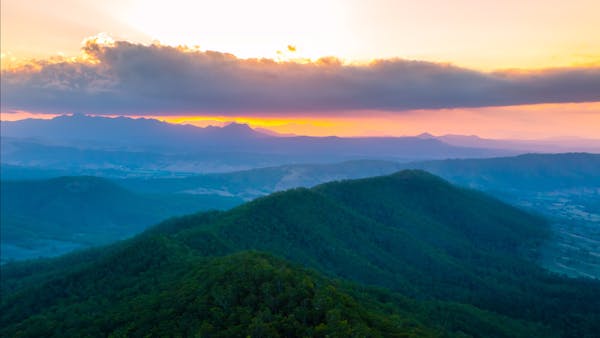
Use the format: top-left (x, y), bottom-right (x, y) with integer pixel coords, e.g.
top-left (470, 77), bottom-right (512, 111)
top-left (3, 171), bottom-right (599, 337)
top-left (117, 160), bottom-right (407, 199)
top-left (114, 153), bottom-right (600, 199)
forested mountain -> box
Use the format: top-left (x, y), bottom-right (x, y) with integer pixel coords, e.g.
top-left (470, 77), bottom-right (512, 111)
top-left (1, 176), bottom-right (242, 262)
top-left (3, 171), bottom-right (599, 337)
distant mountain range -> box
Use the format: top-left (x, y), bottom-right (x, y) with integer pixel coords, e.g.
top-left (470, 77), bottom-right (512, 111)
top-left (1, 115), bottom-right (267, 149)
top-left (2, 171), bottom-right (598, 337)
top-left (417, 133), bottom-right (600, 153)
top-left (1, 115), bottom-right (514, 174)
top-left (4, 115), bottom-right (598, 176)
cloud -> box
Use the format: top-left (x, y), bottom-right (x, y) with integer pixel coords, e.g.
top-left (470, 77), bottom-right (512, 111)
top-left (1, 40), bottom-right (599, 115)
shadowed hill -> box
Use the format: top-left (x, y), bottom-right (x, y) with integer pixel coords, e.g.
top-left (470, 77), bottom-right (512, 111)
top-left (1, 176), bottom-right (242, 261)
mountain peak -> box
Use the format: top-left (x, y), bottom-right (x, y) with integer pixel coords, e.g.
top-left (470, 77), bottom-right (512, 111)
top-left (416, 132), bottom-right (436, 139)
top-left (219, 122), bottom-right (272, 138)
top-left (222, 122), bottom-right (252, 130)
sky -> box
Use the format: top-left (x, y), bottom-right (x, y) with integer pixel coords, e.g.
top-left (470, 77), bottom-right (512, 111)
top-left (1, 0), bottom-right (599, 138)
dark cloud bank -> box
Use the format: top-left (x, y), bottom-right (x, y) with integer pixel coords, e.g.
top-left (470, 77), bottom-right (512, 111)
top-left (2, 40), bottom-right (599, 115)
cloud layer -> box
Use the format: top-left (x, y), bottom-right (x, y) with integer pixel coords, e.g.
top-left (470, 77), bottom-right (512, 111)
top-left (2, 40), bottom-right (599, 115)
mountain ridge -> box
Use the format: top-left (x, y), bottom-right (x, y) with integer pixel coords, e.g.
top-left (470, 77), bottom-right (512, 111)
top-left (1, 115), bottom-right (513, 165)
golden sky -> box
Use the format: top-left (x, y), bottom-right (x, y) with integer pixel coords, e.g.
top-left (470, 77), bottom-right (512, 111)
top-left (2, 0), bottom-right (599, 70)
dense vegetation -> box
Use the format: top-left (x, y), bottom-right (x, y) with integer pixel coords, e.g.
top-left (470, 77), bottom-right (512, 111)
top-left (0, 242), bottom-right (551, 338)
top-left (3, 240), bottom-right (431, 337)
top-left (2, 170), bottom-right (599, 337)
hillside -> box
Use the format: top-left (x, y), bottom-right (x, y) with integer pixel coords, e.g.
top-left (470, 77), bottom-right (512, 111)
top-left (1, 245), bottom-right (552, 338)
top-left (3, 170), bottom-right (599, 337)
top-left (1, 176), bottom-right (242, 262)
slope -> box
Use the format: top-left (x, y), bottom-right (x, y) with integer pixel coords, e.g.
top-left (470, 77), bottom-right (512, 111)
top-left (0, 238), bottom-right (552, 338)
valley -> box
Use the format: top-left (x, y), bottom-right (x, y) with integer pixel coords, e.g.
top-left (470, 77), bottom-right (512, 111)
top-left (516, 189), bottom-right (600, 279)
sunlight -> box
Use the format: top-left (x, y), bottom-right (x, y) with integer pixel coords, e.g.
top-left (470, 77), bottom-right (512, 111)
top-left (121, 0), bottom-right (351, 60)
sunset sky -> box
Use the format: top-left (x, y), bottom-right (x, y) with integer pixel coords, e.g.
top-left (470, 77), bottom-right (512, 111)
top-left (1, 0), bottom-right (599, 138)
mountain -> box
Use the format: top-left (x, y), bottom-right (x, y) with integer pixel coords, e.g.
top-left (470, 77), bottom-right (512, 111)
top-left (434, 134), bottom-right (600, 153)
top-left (1, 115), bottom-right (513, 175)
top-left (3, 171), bottom-right (599, 337)
top-left (0, 115), bottom-right (267, 150)
top-left (1, 176), bottom-right (242, 262)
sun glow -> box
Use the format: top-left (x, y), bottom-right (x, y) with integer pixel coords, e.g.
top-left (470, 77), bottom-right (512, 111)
top-left (2, 1), bottom-right (600, 70)
top-left (120, 0), bottom-right (352, 61)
